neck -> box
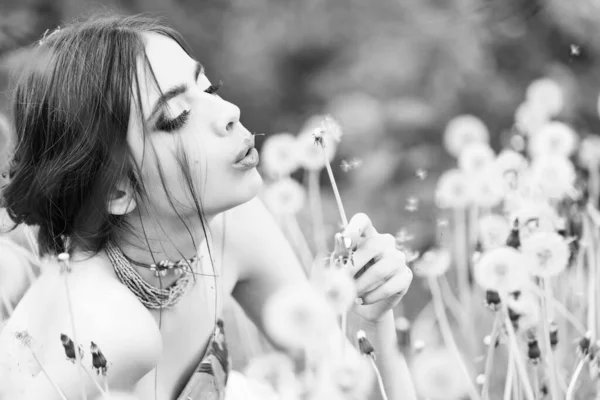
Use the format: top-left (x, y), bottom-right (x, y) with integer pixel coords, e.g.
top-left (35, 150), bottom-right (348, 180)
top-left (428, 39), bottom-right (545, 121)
top-left (115, 209), bottom-right (216, 266)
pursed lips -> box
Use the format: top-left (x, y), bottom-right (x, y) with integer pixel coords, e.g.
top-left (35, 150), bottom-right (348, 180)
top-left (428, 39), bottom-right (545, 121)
top-left (234, 136), bottom-right (255, 163)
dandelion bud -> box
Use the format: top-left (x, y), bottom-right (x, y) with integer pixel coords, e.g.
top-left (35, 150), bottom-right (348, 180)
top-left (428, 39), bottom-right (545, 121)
top-left (578, 332), bottom-right (592, 357)
top-left (483, 335), bottom-right (492, 346)
top-left (395, 317), bottom-right (411, 349)
top-left (506, 219), bottom-right (521, 249)
top-left (485, 290), bottom-right (501, 310)
top-left (91, 341), bottom-right (108, 375)
top-left (549, 322), bottom-right (558, 349)
top-left (540, 383), bottom-right (548, 397)
top-left (357, 330), bottom-right (375, 359)
top-left (527, 338), bottom-right (541, 365)
top-left (476, 374), bottom-right (485, 385)
top-left (60, 333), bottom-right (82, 363)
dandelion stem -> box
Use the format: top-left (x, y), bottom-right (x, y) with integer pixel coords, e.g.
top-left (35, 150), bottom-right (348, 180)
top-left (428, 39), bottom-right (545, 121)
top-left (320, 146), bottom-right (348, 228)
top-left (530, 365), bottom-right (539, 400)
top-left (565, 357), bottom-right (585, 400)
top-left (369, 356), bottom-right (389, 400)
top-left (540, 278), bottom-right (560, 400)
top-left (504, 351), bottom-right (514, 400)
top-left (79, 364), bottom-right (107, 396)
top-left (28, 348), bottom-right (68, 400)
top-left (482, 314), bottom-right (500, 400)
top-left (584, 214), bottom-right (597, 339)
top-left (63, 272), bottom-right (88, 400)
top-left (529, 284), bottom-right (587, 336)
top-left (428, 276), bottom-right (481, 400)
top-left (500, 302), bottom-right (535, 400)
top-left (307, 169), bottom-right (328, 255)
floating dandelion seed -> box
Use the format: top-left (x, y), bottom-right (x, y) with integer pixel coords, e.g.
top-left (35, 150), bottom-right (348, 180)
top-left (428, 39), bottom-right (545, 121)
top-left (395, 228), bottom-right (414, 244)
top-left (340, 158), bottom-right (363, 172)
top-left (416, 168), bottom-right (428, 180)
top-left (570, 44), bottom-right (581, 56)
top-left (437, 218), bottom-right (449, 227)
top-left (405, 197), bottom-right (419, 212)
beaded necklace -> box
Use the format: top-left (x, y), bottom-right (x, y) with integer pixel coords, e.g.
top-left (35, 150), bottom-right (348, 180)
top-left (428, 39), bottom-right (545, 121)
top-left (104, 241), bottom-right (197, 309)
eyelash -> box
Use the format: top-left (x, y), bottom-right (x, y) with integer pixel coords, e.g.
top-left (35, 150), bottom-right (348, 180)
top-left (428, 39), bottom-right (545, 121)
top-left (155, 82), bottom-right (223, 132)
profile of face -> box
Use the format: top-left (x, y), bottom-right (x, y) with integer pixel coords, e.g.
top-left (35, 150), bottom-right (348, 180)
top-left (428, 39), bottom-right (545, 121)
top-left (119, 32), bottom-right (262, 220)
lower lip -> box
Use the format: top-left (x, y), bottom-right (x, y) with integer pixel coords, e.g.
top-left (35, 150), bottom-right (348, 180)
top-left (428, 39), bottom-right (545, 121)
top-left (233, 147), bottom-right (259, 170)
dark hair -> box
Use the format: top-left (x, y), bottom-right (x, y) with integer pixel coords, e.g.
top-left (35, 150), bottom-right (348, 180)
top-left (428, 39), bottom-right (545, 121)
top-left (2, 13), bottom-right (210, 257)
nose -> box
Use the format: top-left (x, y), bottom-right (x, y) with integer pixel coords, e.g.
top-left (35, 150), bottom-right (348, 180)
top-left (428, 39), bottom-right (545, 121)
top-left (214, 100), bottom-right (241, 136)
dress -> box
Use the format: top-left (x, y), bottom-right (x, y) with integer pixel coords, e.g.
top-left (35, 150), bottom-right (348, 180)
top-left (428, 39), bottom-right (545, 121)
top-left (177, 319), bottom-right (231, 400)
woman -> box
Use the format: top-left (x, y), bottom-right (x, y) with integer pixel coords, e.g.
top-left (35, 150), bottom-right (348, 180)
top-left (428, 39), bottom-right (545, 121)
top-left (0, 14), bottom-right (415, 400)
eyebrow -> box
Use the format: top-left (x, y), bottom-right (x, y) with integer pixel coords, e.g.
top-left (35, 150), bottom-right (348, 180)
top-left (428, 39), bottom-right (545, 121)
top-left (147, 61), bottom-right (205, 121)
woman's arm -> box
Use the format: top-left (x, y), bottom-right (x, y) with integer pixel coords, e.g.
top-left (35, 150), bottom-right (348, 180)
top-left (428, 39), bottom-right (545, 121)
top-left (227, 197), bottom-right (416, 399)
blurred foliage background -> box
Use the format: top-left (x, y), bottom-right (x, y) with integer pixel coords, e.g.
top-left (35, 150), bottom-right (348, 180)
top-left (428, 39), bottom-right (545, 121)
top-left (1, 0), bottom-right (600, 321)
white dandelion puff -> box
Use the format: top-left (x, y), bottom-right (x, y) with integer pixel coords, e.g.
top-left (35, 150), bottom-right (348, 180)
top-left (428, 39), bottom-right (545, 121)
top-left (311, 267), bottom-right (357, 314)
top-left (435, 169), bottom-right (471, 209)
top-left (263, 284), bottom-right (338, 352)
top-left (530, 156), bottom-right (576, 200)
top-left (262, 178), bottom-right (306, 216)
top-left (528, 121), bottom-right (578, 159)
top-left (469, 173), bottom-right (505, 208)
top-left (260, 132), bottom-right (300, 178)
top-left (411, 347), bottom-right (470, 400)
top-left (458, 142), bottom-right (495, 175)
top-left (509, 200), bottom-right (560, 241)
top-left (514, 102), bottom-right (549, 136)
top-left (579, 135), bottom-right (600, 169)
top-left (474, 247), bottom-right (532, 293)
top-left (525, 78), bottom-right (564, 118)
top-left (478, 214), bottom-right (511, 251)
top-left (507, 289), bottom-right (541, 332)
top-left (413, 248), bottom-right (451, 278)
top-left (443, 115), bottom-right (490, 158)
top-left (494, 149), bottom-right (528, 192)
top-left (297, 116), bottom-right (337, 171)
top-left (521, 231), bottom-right (570, 277)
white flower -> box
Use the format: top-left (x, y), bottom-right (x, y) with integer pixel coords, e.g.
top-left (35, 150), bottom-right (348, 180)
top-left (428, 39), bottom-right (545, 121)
top-left (478, 215), bottom-right (511, 251)
top-left (509, 200), bottom-right (560, 241)
top-left (310, 266), bottom-right (357, 314)
top-left (507, 289), bottom-right (540, 332)
top-left (263, 284), bottom-right (337, 352)
top-left (530, 156), bottom-right (576, 200)
top-left (579, 135), bottom-right (600, 168)
top-left (474, 247), bottom-right (532, 293)
top-left (469, 173), bottom-right (505, 208)
top-left (435, 169), bottom-right (471, 209)
top-left (260, 133), bottom-right (300, 178)
top-left (528, 121), bottom-right (578, 159)
top-left (525, 78), bottom-right (564, 117)
top-left (243, 353), bottom-right (299, 399)
top-left (443, 115), bottom-right (490, 158)
top-left (514, 102), bottom-right (549, 136)
top-left (313, 348), bottom-right (374, 400)
top-left (521, 231), bottom-right (570, 277)
top-left (411, 347), bottom-right (470, 400)
top-left (413, 248), bottom-right (451, 278)
top-left (262, 178), bottom-right (306, 216)
top-left (494, 150), bottom-right (528, 192)
top-left (297, 115), bottom-right (337, 171)
top-left (458, 143), bottom-right (495, 175)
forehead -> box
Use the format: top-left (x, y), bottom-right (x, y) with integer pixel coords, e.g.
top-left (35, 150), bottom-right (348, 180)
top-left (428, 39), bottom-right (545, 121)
top-left (136, 32), bottom-right (193, 114)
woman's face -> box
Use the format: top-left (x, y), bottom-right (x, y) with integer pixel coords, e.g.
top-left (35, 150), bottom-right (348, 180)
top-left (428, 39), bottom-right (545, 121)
top-left (126, 32), bottom-right (262, 218)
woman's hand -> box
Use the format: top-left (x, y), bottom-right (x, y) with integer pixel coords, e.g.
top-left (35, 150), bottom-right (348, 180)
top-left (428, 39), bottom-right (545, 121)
top-left (340, 213), bottom-right (413, 324)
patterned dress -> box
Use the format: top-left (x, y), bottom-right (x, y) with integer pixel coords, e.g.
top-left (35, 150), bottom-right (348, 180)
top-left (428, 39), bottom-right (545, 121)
top-left (177, 319), bottom-right (231, 400)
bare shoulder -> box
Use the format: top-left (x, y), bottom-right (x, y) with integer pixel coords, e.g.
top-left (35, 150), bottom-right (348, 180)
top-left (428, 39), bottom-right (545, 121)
top-left (0, 253), bottom-right (162, 396)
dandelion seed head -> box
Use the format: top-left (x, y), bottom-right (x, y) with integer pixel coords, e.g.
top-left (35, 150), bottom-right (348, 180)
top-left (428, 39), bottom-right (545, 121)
top-left (478, 214), bottom-right (511, 251)
top-left (526, 78), bottom-right (564, 118)
top-left (413, 248), bottom-right (451, 278)
top-left (443, 115), bottom-right (489, 158)
top-left (515, 102), bottom-right (549, 136)
top-left (458, 142), bottom-right (495, 175)
top-left (411, 348), bottom-right (471, 400)
top-left (521, 231), bottom-right (570, 277)
top-left (297, 116), bottom-right (337, 171)
top-left (530, 156), bottom-right (576, 200)
top-left (262, 178), bottom-right (306, 216)
top-left (435, 169), bottom-right (471, 209)
top-left (260, 132), bottom-right (300, 178)
top-left (528, 121), bottom-right (578, 159)
top-left (474, 247), bottom-right (532, 293)
top-left (311, 267), bottom-right (357, 314)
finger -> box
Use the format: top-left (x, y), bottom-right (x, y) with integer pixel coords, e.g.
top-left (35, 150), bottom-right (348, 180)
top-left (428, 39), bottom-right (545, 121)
top-left (342, 213), bottom-right (378, 250)
top-left (360, 267), bottom-right (413, 305)
top-left (346, 235), bottom-right (392, 278)
top-left (355, 254), bottom-right (399, 295)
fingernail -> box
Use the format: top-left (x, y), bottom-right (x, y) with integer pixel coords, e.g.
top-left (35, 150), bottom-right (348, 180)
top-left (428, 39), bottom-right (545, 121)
top-left (342, 235), bottom-right (352, 250)
top-left (355, 297), bottom-right (364, 305)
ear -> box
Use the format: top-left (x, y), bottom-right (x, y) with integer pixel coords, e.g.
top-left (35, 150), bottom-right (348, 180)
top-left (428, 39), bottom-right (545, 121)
top-left (107, 179), bottom-right (137, 216)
